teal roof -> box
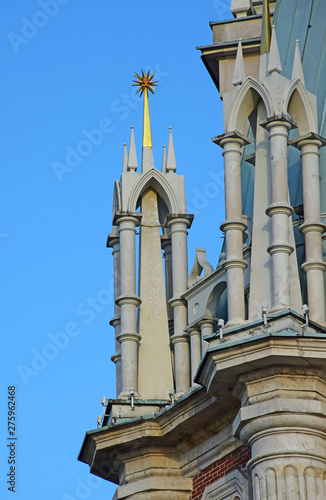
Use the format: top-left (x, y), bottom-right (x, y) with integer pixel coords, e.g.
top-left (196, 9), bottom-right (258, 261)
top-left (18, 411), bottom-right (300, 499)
top-left (274, 0), bottom-right (326, 285)
top-left (274, 0), bottom-right (326, 214)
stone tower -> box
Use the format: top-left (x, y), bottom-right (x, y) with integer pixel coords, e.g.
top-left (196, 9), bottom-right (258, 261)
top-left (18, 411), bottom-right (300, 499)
top-left (79, 1), bottom-right (326, 498)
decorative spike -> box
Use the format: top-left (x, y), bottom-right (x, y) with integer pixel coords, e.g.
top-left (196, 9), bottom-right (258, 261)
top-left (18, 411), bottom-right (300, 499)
top-left (143, 88), bottom-right (152, 148)
top-left (267, 25), bottom-right (282, 74)
top-left (166, 127), bottom-right (177, 173)
top-left (232, 39), bottom-right (246, 86)
top-left (122, 143), bottom-right (128, 172)
top-left (127, 126), bottom-right (138, 172)
top-left (161, 145), bottom-right (167, 173)
top-left (260, 0), bottom-right (271, 55)
top-left (292, 39), bottom-right (305, 85)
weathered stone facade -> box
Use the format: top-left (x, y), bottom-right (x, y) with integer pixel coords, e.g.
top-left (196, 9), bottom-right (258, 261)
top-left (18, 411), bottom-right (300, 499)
top-left (79, 1), bottom-right (326, 498)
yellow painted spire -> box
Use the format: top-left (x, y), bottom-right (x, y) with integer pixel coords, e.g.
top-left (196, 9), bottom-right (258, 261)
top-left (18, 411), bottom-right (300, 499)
top-left (260, 0), bottom-right (272, 55)
top-left (132, 70), bottom-right (158, 148)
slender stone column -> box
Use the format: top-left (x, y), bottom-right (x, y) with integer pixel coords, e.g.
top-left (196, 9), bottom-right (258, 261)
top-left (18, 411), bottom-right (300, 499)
top-left (213, 132), bottom-right (250, 325)
top-left (115, 213), bottom-right (142, 397)
top-left (161, 235), bottom-right (173, 327)
top-left (263, 118), bottom-right (294, 310)
top-left (198, 317), bottom-right (215, 355)
top-left (167, 214), bottom-right (193, 394)
top-left (107, 233), bottom-right (122, 396)
top-left (188, 325), bottom-right (201, 386)
top-left (290, 133), bottom-right (326, 323)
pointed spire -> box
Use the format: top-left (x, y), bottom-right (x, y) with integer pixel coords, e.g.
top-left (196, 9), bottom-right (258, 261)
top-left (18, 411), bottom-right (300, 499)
top-left (166, 127), bottom-right (176, 173)
top-left (267, 25), bottom-right (282, 74)
top-left (260, 0), bottom-right (271, 55)
top-left (122, 143), bottom-right (128, 172)
top-left (292, 39), bottom-right (305, 85)
top-left (132, 70), bottom-right (158, 173)
top-left (161, 145), bottom-right (167, 173)
top-left (143, 87), bottom-right (152, 148)
top-left (232, 39), bottom-right (246, 86)
top-left (127, 126), bottom-right (138, 172)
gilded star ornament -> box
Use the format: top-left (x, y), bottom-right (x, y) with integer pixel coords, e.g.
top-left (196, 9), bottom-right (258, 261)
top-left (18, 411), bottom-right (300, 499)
top-left (132, 70), bottom-right (159, 97)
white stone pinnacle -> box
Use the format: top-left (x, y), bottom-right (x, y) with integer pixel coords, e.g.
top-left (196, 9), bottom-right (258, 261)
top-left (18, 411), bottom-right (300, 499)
top-left (161, 145), bottom-right (167, 173)
top-left (291, 39), bottom-right (305, 85)
top-left (232, 39), bottom-right (246, 86)
top-left (267, 25), bottom-right (282, 74)
top-left (127, 126), bottom-right (138, 172)
top-left (166, 127), bottom-right (177, 173)
top-left (122, 143), bottom-right (128, 172)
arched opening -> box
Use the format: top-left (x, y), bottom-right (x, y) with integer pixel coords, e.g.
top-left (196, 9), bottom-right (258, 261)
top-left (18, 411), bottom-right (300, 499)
top-left (206, 281), bottom-right (228, 324)
top-left (127, 169), bottom-right (182, 214)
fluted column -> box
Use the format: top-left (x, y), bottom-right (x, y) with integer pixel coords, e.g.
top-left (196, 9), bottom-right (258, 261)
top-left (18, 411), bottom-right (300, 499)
top-left (115, 213), bottom-right (142, 397)
top-left (263, 117), bottom-right (294, 310)
top-left (107, 233), bottom-right (122, 396)
top-left (290, 133), bottom-right (326, 323)
top-left (233, 367), bottom-right (326, 500)
top-left (213, 132), bottom-right (250, 325)
top-left (167, 214), bottom-right (193, 394)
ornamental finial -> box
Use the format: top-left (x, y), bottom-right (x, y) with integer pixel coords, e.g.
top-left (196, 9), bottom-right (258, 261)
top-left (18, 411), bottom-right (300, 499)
top-left (132, 70), bottom-right (159, 149)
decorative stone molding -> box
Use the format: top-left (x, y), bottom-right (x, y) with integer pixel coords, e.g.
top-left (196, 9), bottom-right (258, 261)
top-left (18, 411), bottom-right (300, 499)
top-left (201, 469), bottom-right (251, 500)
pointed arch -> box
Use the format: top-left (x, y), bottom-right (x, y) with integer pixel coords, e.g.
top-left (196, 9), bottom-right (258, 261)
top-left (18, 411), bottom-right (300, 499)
top-left (283, 79), bottom-right (318, 134)
top-left (227, 77), bottom-right (274, 134)
top-left (112, 180), bottom-right (121, 219)
top-left (205, 280), bottom-right (227, 317)
top-left (127, 168), bottom-right (181, 213)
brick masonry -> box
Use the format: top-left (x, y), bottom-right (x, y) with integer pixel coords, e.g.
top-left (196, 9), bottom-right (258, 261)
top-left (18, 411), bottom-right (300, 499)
top-left (191, 446), bottom-right (251, 500)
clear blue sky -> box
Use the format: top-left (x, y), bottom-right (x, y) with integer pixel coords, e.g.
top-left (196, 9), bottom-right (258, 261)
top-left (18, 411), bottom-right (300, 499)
top-left (1, 1), bottom-right (227, 499)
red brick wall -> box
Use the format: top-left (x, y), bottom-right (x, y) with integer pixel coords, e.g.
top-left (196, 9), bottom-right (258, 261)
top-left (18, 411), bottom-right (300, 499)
top-left (191, 446), bottom-right (250, 500)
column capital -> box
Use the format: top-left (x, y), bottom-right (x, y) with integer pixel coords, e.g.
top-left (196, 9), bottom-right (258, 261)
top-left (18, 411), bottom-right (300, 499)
top-left (301, 260), bottom-right (326, 273)
top-left (168, 296), bottom-right (187, 309)
top-left (109, 315), bottom-right (121, 328)
top-left (170, 333), bottom-right (190, 346)
top-left (299, 221), bottom-right (326, 235)
top-left (111, 353), bottom-right (121, 365)
top-left (116, 294), bottom-right (142, 307)
top-left (160, 235), bottom-right (172, 251)
top-left (212, 130), bottom-right (251, 148)
top-left (116, 332), bottom-right (141, 344)
top-left (265, 202), bottom-right (294, 217)
top-left (197, 315), bottom-right (217, 328)
top-left (165, 213), bottom-right (194, 229)
top-left (289, 131), bottom-right (326, 150)
top-left (267, 243), bottom-right (294, 256)
top-left (185, 324), bottom-right (201, 336)
top-left (220, 219), bottom-right (248, 233)
top-left (106, 232), bottom-right (119, 248)
top-left (113, 211), bottom-right (142, 226)
top-left (260, 114), bottom-right (297, 131)
top-left (223, 258), bottom-right (248, 271)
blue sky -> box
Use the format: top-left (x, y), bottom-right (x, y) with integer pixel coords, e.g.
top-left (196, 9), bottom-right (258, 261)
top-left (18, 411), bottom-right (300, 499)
top-left (1, 1), bottom-right (227, 498)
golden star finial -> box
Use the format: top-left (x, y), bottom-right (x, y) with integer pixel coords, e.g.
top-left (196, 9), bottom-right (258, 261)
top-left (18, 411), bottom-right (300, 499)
top-left (132, 70), bottom-right (159, 97)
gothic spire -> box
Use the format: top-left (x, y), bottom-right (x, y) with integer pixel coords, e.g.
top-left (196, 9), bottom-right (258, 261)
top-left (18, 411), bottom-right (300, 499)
top-left (127, 126), bottom-right (138, 172)
top-left (292, 39), bottom-right (305, 85)
top-left (161, 145), bottom-right (167, 173)
top-left (232, 39), bottom-right (246, 86)
top-left (267, 25), bottom-right (282, 74)
top-left (166, 127), bottom-right (177, 173)
top-left (122, 142), bottom-right (128, 172)
top-left (260, 0), bottom-right (271, 55)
